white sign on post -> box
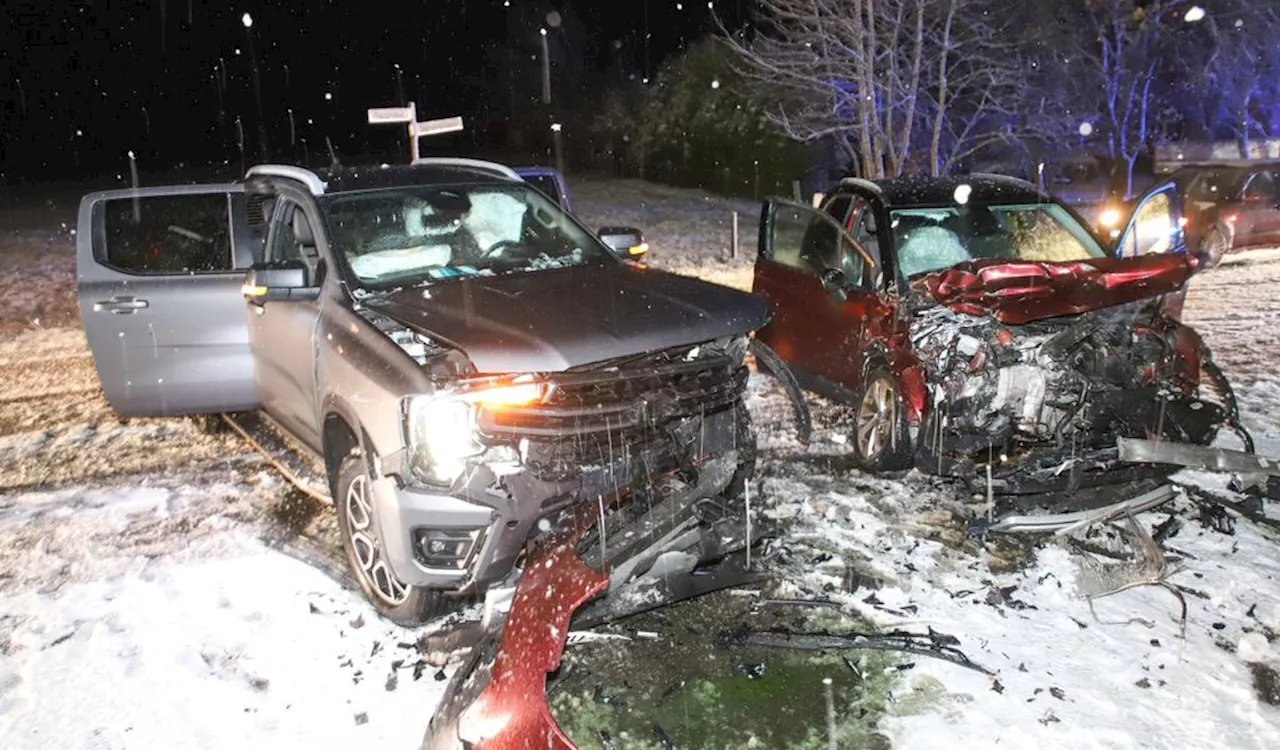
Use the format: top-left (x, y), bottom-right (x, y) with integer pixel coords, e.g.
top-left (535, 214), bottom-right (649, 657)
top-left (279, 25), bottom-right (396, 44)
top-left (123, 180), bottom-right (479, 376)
top-left (412, 117), bottom-right (465, 138)
top-left (366, 105), bottom-right (416, 124)
top-left (366, 102), bottom-right (464, 163)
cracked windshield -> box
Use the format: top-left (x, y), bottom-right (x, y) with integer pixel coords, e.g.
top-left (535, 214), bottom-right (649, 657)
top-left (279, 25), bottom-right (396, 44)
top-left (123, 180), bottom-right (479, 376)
top-left (327, 184), bottom-right (608, 288)
top-left (4, 2), bottom-right (1280, 750)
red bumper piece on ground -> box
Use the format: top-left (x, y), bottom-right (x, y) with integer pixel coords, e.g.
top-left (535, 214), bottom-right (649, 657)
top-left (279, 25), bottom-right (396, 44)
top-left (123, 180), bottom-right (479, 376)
top-left (457, 509), bottom-right (607, 749)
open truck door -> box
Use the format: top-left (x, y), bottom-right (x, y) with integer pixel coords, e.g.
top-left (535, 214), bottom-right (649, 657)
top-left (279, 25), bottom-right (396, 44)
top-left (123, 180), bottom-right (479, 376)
top-left (76, 184), bottom-right (263, 417)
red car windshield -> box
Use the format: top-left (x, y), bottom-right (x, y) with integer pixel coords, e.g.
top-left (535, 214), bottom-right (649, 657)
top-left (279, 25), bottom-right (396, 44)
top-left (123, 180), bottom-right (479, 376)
top-left (890, 203), bottom-right (1106, 278)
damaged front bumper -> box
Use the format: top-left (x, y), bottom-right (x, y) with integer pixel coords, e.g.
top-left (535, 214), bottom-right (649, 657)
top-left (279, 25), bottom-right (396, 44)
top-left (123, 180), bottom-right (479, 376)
top-left (382, 349), bottom-right (755, 593)
top-left (907, 297), bottom-right (1251, 495)
top-left (381, 396), bottom-right (749, 592)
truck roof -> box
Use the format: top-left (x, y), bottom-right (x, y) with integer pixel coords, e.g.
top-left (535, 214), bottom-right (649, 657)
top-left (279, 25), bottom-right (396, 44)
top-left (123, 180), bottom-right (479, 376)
top-left (246, 158), bottom-right (520, 196)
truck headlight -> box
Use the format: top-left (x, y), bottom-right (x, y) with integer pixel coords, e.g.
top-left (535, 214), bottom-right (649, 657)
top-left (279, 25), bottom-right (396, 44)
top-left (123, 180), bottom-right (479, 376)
top-left (406, 396), bottom-right (482, 485)
top-left (405, 379), bottom-right (548, 485)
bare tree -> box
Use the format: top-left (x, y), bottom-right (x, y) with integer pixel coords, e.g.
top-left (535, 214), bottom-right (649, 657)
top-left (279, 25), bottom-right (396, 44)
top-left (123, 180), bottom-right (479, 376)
top-left (1065, 0), bottom-right (1176, 198)
top-left (1180, 1), bottom-right (1280, 157)
top-left (720, 0), bottom-right (1023, 178)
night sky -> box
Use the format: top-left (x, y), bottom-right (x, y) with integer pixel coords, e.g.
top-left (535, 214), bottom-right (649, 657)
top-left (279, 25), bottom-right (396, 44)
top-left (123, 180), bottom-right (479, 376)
top-left (1, 1), bottom-right (750, 181)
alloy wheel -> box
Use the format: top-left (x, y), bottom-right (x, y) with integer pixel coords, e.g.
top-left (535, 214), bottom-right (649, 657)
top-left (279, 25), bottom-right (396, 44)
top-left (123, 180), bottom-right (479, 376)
top-left (345, 473), bottom-right (409, 606)
top-left (857, 377), bottom-right (897, 461)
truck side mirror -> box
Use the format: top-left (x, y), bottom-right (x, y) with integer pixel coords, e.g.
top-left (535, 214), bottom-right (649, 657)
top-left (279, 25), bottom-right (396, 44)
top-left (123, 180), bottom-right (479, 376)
top-left (819, 267), bottom-right (848, 302)
top-left (598, 226), bottom-right (648, 260)
top-left (242, 260), bottom-right (321, 304)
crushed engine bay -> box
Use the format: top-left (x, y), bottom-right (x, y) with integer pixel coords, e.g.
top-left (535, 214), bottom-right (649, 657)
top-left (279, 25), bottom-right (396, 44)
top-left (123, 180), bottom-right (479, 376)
top-left (906, 294), bottom-right (1251, 493)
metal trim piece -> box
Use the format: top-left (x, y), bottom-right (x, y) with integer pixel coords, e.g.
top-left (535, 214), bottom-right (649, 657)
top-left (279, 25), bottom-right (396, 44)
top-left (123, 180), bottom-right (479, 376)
top-left (1117, 437), bottom-right (1280, 477)
top-left (989, 484), bottom-right (1179, 535)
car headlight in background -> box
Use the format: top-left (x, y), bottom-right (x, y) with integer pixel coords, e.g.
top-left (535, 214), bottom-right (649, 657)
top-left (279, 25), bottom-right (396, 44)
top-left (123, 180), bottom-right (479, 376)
top-left (1098, 207), bottom-right (1122, 228)
top-left (405, 378), bottom-right (548, 485)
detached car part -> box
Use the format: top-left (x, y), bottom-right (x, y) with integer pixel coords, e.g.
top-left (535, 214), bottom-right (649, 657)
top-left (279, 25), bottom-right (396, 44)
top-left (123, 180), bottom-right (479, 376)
top-left (424, 467), bottom-right (768, 748)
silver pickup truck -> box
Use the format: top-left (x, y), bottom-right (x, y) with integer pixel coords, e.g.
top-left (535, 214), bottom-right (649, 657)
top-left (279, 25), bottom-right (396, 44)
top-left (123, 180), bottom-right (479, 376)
top-left (76, 159), bottom-right (769, 624)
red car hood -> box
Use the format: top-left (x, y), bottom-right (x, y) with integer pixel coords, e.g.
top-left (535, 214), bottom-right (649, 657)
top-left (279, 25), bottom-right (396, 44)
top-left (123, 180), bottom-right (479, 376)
top-left (917, 254), bottom-right (1192, 325)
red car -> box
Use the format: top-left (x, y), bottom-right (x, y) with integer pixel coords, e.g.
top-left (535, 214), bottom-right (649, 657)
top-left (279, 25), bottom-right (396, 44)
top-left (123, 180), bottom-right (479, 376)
top-left (1169, 162), bottom-right (1280, 267)
top-left (753, 174), bottom-right (1250, 493)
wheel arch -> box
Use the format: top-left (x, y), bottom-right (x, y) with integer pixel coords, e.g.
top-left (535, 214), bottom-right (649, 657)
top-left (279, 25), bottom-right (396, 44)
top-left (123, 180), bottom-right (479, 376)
top-left (860, 342), bottom-right (927, 424)
top-left (320, 402), bottom-right (378, 496)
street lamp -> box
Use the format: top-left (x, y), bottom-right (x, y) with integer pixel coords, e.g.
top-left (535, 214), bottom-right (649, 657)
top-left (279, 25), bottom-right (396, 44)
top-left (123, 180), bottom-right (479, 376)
top-left (539, 28), bottom-right (551, 105)
top-left (242, 13), bottom-right (269, 161)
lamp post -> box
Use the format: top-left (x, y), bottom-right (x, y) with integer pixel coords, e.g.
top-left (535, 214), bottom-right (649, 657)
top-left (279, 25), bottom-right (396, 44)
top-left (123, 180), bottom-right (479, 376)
top-left (242, 13), bottom-right (269, 161)
top-left (542, 13), bottom-right (565, 173)
top-left (539, 28), bottom-right (552, 105)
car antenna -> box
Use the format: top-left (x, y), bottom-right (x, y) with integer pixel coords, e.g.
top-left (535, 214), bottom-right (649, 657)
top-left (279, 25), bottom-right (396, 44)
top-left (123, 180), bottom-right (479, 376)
top-left (325, 136), bottom-right (341, 169)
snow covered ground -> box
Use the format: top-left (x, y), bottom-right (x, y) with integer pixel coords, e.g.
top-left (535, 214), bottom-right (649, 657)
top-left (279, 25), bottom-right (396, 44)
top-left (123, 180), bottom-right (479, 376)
top-left (2, 176), bottom-right (1280, 749)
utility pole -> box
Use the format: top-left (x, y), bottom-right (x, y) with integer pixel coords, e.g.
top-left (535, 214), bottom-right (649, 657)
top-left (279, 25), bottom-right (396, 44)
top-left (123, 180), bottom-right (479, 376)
top-left (242, 13), bottom-right (269, 162)
top-left (540, 28), bottom-right (552, 105)
top-left (643, 0), bottom-right (650, 81)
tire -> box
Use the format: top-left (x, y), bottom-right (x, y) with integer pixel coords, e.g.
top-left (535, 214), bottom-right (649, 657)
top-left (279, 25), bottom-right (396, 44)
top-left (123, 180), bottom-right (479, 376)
top-left (333, 454), bottom-right (456, 626)
top-left (191, 413), bottom-right (227, 435)
top-left (1197, 227), bottom-right (1229, 269)
top-left (852, 368), bottom-right (912, 472)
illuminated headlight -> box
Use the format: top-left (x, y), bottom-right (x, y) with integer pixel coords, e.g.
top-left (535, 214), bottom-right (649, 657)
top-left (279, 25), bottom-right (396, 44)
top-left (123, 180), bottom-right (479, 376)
top-left (404, 378), bottom-right (548, 485)
top-left (1098, 208), bottom-right (1122, 228)
top-left (406, 395), bottom-right (483, 485)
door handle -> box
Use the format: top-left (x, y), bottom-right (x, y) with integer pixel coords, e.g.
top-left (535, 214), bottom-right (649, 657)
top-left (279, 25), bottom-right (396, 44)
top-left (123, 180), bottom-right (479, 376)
top-left (93, 296), bottom-right (150, 314)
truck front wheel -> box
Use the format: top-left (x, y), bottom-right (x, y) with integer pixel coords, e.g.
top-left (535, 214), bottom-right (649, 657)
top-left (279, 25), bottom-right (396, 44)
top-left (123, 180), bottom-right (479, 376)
top-left (334, 454), bottom-right (456, 626)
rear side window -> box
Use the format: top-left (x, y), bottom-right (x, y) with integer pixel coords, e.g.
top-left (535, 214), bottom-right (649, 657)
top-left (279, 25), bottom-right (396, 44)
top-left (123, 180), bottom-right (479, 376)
top-left (100, 194), bottom-right (232, 274)
top-left (1244, 171), bottom-right (1278, 203)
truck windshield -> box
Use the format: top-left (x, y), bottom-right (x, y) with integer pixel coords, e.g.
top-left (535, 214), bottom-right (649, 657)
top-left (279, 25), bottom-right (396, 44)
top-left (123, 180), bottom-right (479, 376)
top-left (890, 203), bottom-right (1106, 278)
top-left (321, 182), bottom-right (610, 288)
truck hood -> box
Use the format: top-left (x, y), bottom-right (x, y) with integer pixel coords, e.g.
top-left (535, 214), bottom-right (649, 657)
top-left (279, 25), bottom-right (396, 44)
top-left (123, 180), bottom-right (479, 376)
top-left (364, 263), bottom-right (771, 373)
top-left (916, 254), bottom-right (1192, 325)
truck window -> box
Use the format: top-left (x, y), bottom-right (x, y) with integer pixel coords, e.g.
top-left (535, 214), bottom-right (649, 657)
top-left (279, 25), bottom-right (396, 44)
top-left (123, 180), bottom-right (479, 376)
top-left (100, 194), bottom-right (233, 274)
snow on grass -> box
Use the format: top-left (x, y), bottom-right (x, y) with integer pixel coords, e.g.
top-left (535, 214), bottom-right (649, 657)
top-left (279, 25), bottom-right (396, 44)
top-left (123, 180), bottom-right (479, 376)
top-left (571, 176), bottom-right (759, 291)
top-left (0, 233), bottom-right (79, 339)
top-left (757, 463), bottom-right (1280, 749)
top-left (0, 483), bottom-right (450, 750)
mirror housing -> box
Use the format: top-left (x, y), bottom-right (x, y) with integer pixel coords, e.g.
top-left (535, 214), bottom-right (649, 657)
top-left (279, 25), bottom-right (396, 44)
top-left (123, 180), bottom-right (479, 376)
top-left (819, 267), bottom-right (848, 302)
top-left (598, 226), bottom-right (648, 260)
top-left (242, 260), bottom-right (320, 304)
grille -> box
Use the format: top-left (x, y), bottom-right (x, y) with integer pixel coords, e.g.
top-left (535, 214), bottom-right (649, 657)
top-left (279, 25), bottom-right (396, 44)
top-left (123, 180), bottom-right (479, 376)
top-left (477, 357), bottom-right (747, 439)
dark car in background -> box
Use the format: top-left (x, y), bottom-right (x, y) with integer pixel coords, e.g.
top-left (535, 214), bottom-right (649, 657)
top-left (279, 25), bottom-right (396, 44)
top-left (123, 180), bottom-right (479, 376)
top-left (513, 166), bottom-right (572, 211)
top-left (1167, 162), bottom-right (1280, 266)
top-left (76, 158), bottom-right (767, 625)
top-left (753, 174), bottom-right (1245, 493)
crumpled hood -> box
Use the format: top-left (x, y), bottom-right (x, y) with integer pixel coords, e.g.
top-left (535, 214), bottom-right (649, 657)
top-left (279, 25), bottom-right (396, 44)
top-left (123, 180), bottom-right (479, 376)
top-left (364, 263), bottom-right (771, 373)
top-left (915, 254), bottom-right (1192, 325)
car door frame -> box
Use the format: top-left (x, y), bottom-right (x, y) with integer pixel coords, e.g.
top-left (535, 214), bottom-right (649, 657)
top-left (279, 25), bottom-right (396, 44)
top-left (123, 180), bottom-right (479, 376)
top-left (1112, 180), bottom-right (1187, 259)
top-left (754, 193), bottom-right (884, 398)
top-left (76, 183), bottom-right (262, 417)
top-left (246, 181), bottom-right (332, 451)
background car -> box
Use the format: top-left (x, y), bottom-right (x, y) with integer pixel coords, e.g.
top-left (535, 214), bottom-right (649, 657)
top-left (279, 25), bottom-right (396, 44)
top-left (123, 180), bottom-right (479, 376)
top-left (1166, 162), bottom-right (1280, 267)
